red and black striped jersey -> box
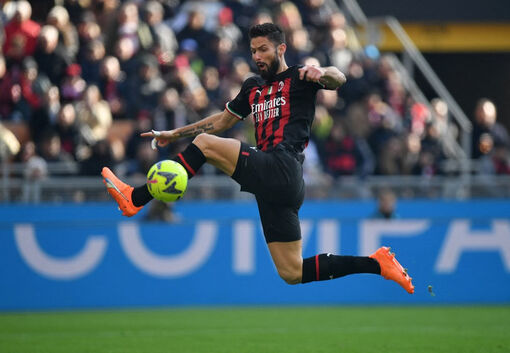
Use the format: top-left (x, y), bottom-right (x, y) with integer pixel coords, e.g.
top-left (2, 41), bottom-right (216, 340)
top-left (226, 65), bottom-right (328, 153)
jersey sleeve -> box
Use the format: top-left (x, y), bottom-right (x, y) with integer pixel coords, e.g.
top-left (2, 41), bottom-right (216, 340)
top-left (225, 78), bottom-right (254, 120)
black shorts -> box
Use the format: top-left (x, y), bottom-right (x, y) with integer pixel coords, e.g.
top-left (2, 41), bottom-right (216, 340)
top-left (231, 143), bottom-right (305, 243)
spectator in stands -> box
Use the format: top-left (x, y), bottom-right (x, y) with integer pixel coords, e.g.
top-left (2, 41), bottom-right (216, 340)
top-left (385, 71), bottom-right (406, 117)
top-left (431, 98), bottom-right (458, 140)
top-left (108, 1), bottom-right (153, 55)
top-left (372, 188), bottom-right (399, 219)
top-left (114, 36), bottom-right (139, 80)
top-left (322, 121), bottom-right (374, 177)
top-left (47, 5), bottom-right (79, 62)
top-left (134, 53), bottom-right (166, 115)
top-left (178, 38), bottom-right (205, 75)
top-left (285, 28), bottom-right (313, 66)
top-left (64, 0), bottom-right (88, 24)
top-left (221, 57), bottom-right (252, 90)
top-left (367, 93), bottom-right (402, 170)
top-left (406, 100), bottom-right (429, 137)
top-left (54, 102), bottom-right (85, 160)
top-left (302, 138), bottom-right (333, 199)
top-left (311, 105), bottom-right (334, 151)
top-left (80, 39), bottom-right (106, 84)
top-left (183, 86), bottom-right (217, 123)
top-left (98, 56), bottom-right (130, 119)
top-left (201, 66), bottom-right (222, 106)
top-left (0, 55), bottom-right (10, 119)
top-left (125, 110), bottom-right (152, 162)
top-left (276, 2), bottom-right (303, 34)
top-left (325, 28), bottom-right (353, 73)
top-left (374, 55), bottom-right (397, 103)
top-left (176, 9), bottom-right (216, 60)
top-left (94, 0), bottom-right (121, 54)
top-left (133, 139), bottom-right (159, 175)
top-left (142, 1), bottom-right (178, 56)
top-left (172, 55), bottom-right (203, 103)
top-left (214, 35), bottom-right (238, 76)
top-left (472, 98), bottom-right (510, 159)
top-left (17, 140), bottom-right (48, 180)
top-left (145, 200), bottom-right (178, 222)
top-left (420, 121), bottom-right (444, 166)
top-left (412, 149), bottom-right (438, 177)
top-left (0, 57), bottom-right (47, 121)
top-left (475, 133), bottom-right (510, 176)
top-left (75, 84), bottom-right (112, 144)
top-left (80, 138), bottom-right (116, 176)
top-left (250, 10), bottom-right (274, 28)
top-left (76, 11), bottom-right (102, 62)
top-left (0, 123), bottom-right (21, 161)
top-left (60, 63), bottom-right (87, 102)
top-left (338, 59), bottom-right (372, 108)
top-left (124, 115), bottom-right (159, 175)
top-left (33, 25), bottom-right (69, 85)
top-left (3, 1), bottom-right (40, 62)
top-left (376, 135), bottom-right (405, 176)
top-left (152, 88), bottom-right (187, 140)
top-left (38, 129), bottom-right (74, 164)
top-left (215, 6), bottom-right (242, 51)
top-left (16, 57), bottom-right (49, 120)
top-left (402, 132), bottom-right (421, 175)
top-left (488, 143), bottom-right (510, 175)
top-left (317, 84), bottom-right (343, 118)
top-left (300, 0), bottom-right (337, 35)
top-left (30, 85), bottom-right (61, 144)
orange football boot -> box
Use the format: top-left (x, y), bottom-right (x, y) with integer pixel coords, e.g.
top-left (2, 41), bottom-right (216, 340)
top-left (370, 246), bottom-right (415, 294)
top-left (101, 167), bottom-right (142, 217)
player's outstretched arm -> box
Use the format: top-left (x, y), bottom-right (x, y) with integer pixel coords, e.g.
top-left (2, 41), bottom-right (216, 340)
top-left (298, 65), bottom-right (346, 90)
top-left (140, 109), bottom-right (239, 148)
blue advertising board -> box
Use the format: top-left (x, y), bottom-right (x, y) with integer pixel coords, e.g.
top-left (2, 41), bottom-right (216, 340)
top-left (0, 200), bottom-right (509, 310)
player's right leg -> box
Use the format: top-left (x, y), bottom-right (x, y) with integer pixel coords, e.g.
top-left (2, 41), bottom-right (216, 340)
top-left (102, 133), bottom-right (241, 217)
top-left (267, 237), bottom-right (414, 293)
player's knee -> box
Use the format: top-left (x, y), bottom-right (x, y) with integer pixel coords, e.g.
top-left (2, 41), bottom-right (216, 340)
top-left (277, 267), bottom-right (302, 285)
top-left (192, 133), bottom-right (213, 157)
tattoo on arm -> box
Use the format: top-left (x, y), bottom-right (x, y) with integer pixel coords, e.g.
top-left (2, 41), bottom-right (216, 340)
top-left (176, 122), bottom-right (215, 138)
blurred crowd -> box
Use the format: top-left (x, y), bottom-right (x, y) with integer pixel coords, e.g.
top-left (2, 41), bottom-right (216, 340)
top-left (0, 0), bottom-right (509, 183)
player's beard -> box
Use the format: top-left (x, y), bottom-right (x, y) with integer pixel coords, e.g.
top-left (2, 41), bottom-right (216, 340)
top-left (259, 52), bottom-right (280, 81)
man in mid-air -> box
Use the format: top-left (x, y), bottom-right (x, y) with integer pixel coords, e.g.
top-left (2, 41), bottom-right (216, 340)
top-left (102, 23), bottom-right (414, 294)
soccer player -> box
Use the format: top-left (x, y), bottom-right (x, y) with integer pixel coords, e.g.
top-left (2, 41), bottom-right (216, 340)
top-left (102, 23), bottom-right (414, 294)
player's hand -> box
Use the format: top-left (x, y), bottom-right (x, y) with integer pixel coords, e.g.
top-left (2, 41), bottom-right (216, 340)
top-left (140, 130), bottom-right (177, 149)
top-left (298, 65), bottom-right (325, 83)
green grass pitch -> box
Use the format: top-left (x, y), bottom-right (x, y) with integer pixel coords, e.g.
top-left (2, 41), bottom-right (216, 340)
top-left (1, 306), bottom-right (509, 353)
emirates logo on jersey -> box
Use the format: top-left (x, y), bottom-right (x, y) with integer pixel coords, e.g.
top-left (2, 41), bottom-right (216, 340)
top-left (251, 96), bottom-right (287, 122)
top-left (278, 81), bottom-right (284, 92)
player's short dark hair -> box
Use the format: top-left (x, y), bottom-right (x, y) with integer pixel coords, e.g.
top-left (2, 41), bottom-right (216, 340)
top-left (249, 23), bottom-right (285, 46)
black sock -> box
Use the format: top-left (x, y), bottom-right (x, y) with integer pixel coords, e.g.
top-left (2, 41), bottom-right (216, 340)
top-left (301, 254), bottom-right (381, 283)
top-left (131, 143), bottom-right (206, 207)
top-left (172, 143), bottom-right (206, 179)
top-left (132, 185), bottom-right (153, 207)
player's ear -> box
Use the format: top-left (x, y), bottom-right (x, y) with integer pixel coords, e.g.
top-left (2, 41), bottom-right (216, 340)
top-left (277, 43), bottom-right (287, 56)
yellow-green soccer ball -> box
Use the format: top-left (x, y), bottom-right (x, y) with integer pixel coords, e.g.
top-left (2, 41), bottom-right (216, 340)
top-left (147, 160), bottom-right (188, 202)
